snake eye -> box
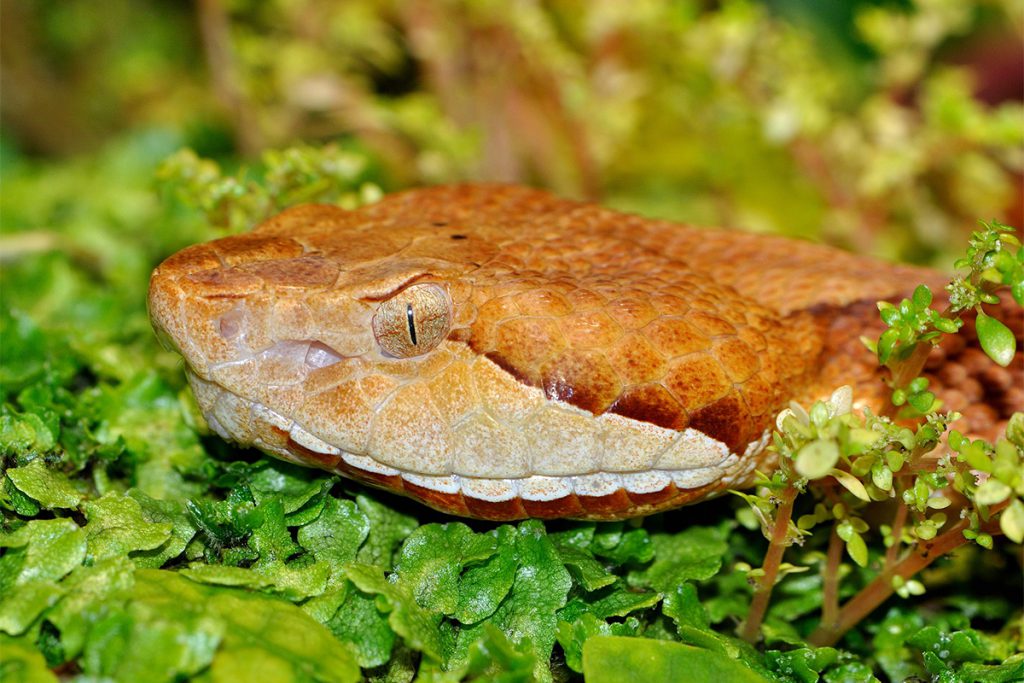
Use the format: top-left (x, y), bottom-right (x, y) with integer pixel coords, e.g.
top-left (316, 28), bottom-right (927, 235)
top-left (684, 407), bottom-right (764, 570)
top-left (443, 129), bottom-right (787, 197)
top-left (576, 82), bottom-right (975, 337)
top-left (372, 283), bottom-right (452, 358)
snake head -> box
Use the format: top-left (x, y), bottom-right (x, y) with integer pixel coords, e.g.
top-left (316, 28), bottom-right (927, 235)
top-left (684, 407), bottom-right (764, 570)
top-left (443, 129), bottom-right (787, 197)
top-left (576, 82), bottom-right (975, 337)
top-left (148, 186), bottom-right (798, 520)
top-left (148, 204), bottom-right (486, 371)
top-left (147, 202), bottom-right (503, 473)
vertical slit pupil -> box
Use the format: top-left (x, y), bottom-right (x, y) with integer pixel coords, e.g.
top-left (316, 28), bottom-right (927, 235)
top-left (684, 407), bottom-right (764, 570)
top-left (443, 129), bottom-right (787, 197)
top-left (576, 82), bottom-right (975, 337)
top-left (406, 303), bottom-right (418, 345)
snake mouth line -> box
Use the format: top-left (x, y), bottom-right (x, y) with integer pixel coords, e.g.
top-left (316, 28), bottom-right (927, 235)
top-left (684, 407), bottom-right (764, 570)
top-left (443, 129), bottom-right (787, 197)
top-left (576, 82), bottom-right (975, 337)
top-left (187, 369), bottom-right (768, 519)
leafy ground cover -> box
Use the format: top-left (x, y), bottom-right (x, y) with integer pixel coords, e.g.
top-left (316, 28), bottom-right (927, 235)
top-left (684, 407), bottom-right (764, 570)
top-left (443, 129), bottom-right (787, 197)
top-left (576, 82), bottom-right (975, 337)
top-left (1, 133), bottom-right (1022, 682)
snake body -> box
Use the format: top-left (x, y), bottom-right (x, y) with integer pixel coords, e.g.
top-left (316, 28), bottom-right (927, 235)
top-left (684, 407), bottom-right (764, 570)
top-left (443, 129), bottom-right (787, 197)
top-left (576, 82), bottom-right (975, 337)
top-left (148, 184), bottom-right (1022, 520)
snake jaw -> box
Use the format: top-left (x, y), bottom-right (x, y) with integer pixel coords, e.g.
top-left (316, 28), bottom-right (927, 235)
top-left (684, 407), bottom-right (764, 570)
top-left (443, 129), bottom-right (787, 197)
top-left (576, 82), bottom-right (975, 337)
top-left (184, 358), bottom-right (771, 521)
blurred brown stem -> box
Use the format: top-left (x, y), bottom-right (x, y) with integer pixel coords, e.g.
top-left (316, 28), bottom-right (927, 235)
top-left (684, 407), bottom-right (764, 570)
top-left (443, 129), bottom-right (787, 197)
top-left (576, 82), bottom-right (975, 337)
top-left (196, 0), bottom-right (261, 156)
top-left (790, 138), bottom-right (886, 254)
top-left (0, 1), bottom-right (92, 154)
top-left (402, 0), bottom-right (599, 198)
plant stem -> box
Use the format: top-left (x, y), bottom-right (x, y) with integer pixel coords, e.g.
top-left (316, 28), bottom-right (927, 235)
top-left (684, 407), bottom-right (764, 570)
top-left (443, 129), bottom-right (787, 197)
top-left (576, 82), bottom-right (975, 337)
top-left (881, 303), bottom-right (957, 419)
top-left (881, 344), bottom-right (934, 419)
top-left (739, 485), bottom-right (798, 643)
top-left (807, 516), bottom-right (1001, 647)
top-left (197, 0), bottom-right (262, 156)
top-left (821, 526), bottom-right (843, 629)
top-left (884, 501), bottom-right (909, 570)
top-left (889, 342), bottom-right (935, 392)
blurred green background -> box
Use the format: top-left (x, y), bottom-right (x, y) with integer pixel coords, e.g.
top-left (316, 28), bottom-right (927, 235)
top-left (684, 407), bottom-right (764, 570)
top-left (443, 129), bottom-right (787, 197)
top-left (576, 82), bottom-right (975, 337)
top-left (3, 0), bottom-right (1022, 266)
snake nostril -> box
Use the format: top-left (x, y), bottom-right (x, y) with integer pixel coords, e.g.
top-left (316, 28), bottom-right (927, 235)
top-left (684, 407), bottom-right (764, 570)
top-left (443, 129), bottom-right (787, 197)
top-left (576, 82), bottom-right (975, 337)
top-left (305, 341), bottom-right (344, 369)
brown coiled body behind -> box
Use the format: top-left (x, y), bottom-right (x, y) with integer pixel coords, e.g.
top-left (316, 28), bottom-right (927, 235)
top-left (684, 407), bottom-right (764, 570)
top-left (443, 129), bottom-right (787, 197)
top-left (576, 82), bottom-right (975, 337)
top-left (148, 184), bottom-right (1022, 520)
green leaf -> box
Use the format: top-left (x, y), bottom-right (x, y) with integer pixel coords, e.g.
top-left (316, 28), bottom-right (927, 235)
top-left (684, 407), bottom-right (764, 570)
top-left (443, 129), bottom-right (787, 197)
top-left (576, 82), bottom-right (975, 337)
top-left (0, 518), bottom-right (87, 585)
top-left (5, 459), bottom-right (82, 509)
top-left (1008, 414), bottom-right (1024, 447)
top-left (582, 636), bottom-right (772, 683)
top-left (849, 428), bottom-right (882, 453)
top-left (934, 317), bottom-right (961, 334)
top-left (247, 462), bottom-right (333, 514)
top-left (591, 523), bottom-right (654, 564)
top-left (44, 557), bottom-right (135, 659)
top-left (973, 479), bottom-right (1012, 506)
top-left (661, 583), bottom-right (754, 660)
top-left (961, 656), bottom-right (1024, 683)
top-left (836, 521), bottom-right (869, 567)
top-left (999, 499), bottom-right (1024, 544)
top-left (457, 622), bottom-right (537, 682)
top-left (353, 493), bottom-right (418, 569)
top-left (0, 518), bottom-right (87, 634)
top-left (344, 563), bottom-right (444, 662)
top-left (830, 469), bottom-right (871, 502)
top-left (297, 497), bottom-right (370, 574)
top-left (393, 523), bottom-right (497, 615)
top-left (0, 409), bottom-right (58, 458)
top-left (323, 583), bottom-right (396, 668)
top-left (116, 569), bottom-right (359, 682)
top-left (794, 440), bottom-right (840, 480)
top-left (559, 583), bottom-right (660, 624)
top-left (552, 544), bottom-right (616, 592)
top-left (0, 634), bottom-right (59, 683)
top-left (455, 526), bottom-right (518, 624)
top-left (0, 582), bottom-right (65, 636)
top-left (877, 301), bottom-right (898, 325)
top-left (886, 450), bottom-right (906, 473)
top-left (125, 490), bottom-right (197, 569)
top-left (764, 647), bottom-right (840, 683)
top-left (186, 486), bottom-right (261, 556)
top-left (450, 520), bottom-right (572, 682)
top-left (871, 460), bottom-right (893, 491)
top-left (912, 284), bottom-right (932, 309)
top-left (628, 524), bottom-right (729, 593)
top-left (84, 492), bottom-right (173, 562)
top-left (975, 312), bottom-right (1016, 367)
top-left (179, 564), bottom-right (273, 590)
top-left (663, 583), bottom-right (709, 630)
top-left (91, 372), bottom-right (208, 501)
top-left (555, 613), bottom-right (640, 673)
top-left (247, 498), bottom-right (301, 568)
top-left (906, 626), bottom-right (986, 663)
top-left (877, 328), bottom-right (899, 364)
top-left (871, 612), bottom-right (927, 680)
top-left (907, 390), bottom-right (935, 413)
top-left (252, 558), bottom-right (329, 602)
top-left (0, 310), bottom-right (71, 397)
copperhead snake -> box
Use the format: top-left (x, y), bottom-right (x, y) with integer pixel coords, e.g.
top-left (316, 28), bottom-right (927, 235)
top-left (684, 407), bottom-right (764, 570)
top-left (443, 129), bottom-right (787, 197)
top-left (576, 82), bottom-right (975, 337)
top-left (148, 184), bottom-right (1022, 520)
